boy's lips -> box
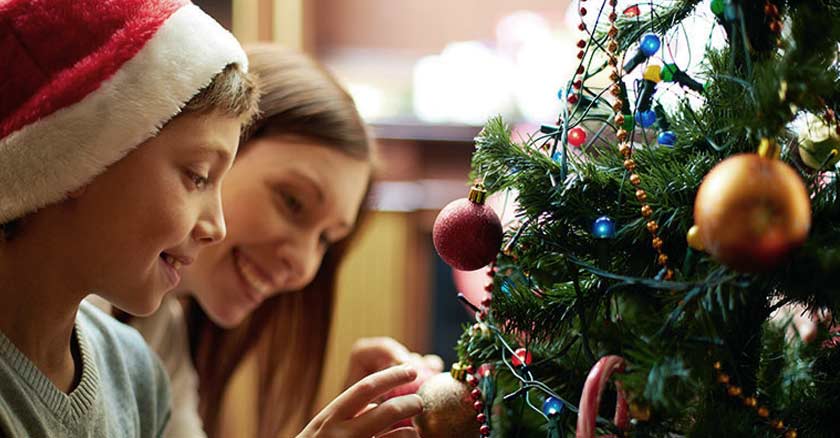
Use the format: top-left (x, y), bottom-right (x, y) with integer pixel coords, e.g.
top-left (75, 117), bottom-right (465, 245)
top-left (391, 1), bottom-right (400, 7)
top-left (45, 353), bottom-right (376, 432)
top-left (161, 252), bottom-right (195, 270)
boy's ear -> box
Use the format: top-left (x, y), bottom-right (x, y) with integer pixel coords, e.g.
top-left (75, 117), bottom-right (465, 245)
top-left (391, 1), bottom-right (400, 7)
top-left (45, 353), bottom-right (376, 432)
top-left (67, 186), bottom-right (87, 199)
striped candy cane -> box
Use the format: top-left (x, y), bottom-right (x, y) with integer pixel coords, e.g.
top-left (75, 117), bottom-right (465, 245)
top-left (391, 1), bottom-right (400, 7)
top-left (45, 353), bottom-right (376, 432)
top-left (576, 355), bottom-right (629, 438)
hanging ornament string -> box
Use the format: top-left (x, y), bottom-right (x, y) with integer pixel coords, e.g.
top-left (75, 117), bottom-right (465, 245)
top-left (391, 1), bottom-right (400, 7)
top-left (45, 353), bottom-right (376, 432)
top-left (607, 3), bottom-right (674, 280)
top-left (712, 361), bottom-right (798, 438)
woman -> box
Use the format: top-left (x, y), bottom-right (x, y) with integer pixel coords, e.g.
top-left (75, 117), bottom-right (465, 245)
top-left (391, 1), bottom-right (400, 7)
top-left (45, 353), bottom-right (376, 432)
top-left (102, 44), bottom-right (439, 438)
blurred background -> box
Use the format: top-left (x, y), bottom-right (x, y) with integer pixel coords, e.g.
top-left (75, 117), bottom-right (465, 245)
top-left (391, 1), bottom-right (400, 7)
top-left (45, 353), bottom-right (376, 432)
top-left (194, 0), bottom-right (578, 412)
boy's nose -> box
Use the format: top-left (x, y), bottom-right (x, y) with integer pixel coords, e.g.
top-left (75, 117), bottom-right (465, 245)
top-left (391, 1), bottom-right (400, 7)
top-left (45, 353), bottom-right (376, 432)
top-left (194, 195), bottom-right (227, 245)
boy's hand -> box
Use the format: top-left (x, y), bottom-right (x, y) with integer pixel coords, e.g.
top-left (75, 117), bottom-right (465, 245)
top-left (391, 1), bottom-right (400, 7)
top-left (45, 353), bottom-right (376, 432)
top-left (297, 365), bottom-right (423, 438)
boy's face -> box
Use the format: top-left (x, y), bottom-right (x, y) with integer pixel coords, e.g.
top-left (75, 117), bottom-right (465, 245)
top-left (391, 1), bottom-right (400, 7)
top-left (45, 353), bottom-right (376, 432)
top-left (69, 111), bottom-right (241, 316)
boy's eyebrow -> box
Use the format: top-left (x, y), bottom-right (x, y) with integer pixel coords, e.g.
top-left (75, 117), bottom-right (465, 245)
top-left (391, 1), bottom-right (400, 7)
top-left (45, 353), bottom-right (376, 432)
top-left (191, 143), bottom-right (233, 164)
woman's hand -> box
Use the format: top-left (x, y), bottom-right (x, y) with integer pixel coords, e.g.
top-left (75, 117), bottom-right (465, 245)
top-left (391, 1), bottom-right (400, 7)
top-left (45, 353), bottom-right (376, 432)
top-left (774, 303), bottom-right (833, 343)
top-left (297, 365), bottom-right (423, 438)
top-left (344, 337), bottom-right (443, 389)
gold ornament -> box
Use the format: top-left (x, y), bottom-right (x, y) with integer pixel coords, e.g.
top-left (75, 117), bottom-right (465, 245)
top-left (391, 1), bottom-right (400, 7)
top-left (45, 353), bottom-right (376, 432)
top-left (450, 362), bottom-right (467, 381)
top-left (629, 402), bottom-right (652, 421)
top-left (687, 225), bottom-right (704, 251)
top-left (413, 373), bottom-right (480, 438)
top-left (693, 154), bottom-right (811, 272)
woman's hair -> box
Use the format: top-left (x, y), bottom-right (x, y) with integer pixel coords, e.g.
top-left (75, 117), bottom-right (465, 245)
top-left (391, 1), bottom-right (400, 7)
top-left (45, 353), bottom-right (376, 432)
top-left (187, 44), bottom-right (373, 438)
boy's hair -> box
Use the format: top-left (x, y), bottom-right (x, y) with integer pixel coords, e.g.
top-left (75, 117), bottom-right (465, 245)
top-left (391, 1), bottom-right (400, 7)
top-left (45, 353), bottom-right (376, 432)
top-left (181, 63), bottom-right (260, 126)
top-left (0, 0), bottom-right (249, 228)
top-left (0, 63), bottom-right (259, 243)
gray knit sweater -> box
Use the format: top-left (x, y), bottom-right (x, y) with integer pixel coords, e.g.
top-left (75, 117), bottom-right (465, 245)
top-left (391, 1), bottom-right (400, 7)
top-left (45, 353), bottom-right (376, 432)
top-left (0, 301), bottom-right (171, 437)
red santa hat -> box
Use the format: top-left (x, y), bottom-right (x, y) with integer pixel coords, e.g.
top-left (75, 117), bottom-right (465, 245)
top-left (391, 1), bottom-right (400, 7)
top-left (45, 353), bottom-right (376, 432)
top-left (0, 0), bottom-right (248, 223)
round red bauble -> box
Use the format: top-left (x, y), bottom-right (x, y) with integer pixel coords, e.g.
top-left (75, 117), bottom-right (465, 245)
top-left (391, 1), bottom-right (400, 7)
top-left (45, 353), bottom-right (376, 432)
top-left (511, 348), bottom-right (532, 367)
top-left (433, 186), bottom-right (503, 271)
top-left (693, 154), bottom-right (811, 272)
top-left (568, 127), bottom-right (587, 147)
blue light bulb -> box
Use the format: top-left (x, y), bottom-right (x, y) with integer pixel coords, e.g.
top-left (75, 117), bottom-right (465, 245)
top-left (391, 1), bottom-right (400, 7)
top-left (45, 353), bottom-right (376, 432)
top-left (542, 396), bottom-right (564, 417)
top-left (552, 151), bottom-right (563, 162)
top-left (658, 130), bottom-right (676, 146)
top-left (592, 216), bottom-right (616, 239)
top-left (635, 110), bottom-right (657, 128)
top-left (640, 34), bottom-right (661, 57)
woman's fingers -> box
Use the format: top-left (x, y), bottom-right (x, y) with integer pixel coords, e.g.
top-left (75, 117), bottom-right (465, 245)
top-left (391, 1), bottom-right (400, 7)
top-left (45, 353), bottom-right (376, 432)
top-left (793, 310), bottom-right (818, 343)
top-left (351, 394), bottom-right (423, 437)
top-left (330, 365), bottom-right (418, 420)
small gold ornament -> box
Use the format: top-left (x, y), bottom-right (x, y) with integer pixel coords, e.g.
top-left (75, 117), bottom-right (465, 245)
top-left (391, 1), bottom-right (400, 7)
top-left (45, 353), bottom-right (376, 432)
top-left (629, 402), bottom-right (652, 421)
top-left (686, 225), bottom-right (704, 251)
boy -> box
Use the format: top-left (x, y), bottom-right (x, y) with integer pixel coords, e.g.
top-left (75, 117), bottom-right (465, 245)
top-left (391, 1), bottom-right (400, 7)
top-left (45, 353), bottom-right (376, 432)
top-left (0, 0), bottom-right (259, 436)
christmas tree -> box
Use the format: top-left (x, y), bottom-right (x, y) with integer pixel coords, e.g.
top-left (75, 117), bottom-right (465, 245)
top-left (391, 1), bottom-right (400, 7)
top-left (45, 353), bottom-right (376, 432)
top-left (417, 1), bottom-right (840, 437)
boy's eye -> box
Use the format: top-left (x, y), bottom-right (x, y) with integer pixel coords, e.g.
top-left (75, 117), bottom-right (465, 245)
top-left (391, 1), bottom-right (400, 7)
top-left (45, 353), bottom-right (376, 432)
top-left (282, 193), bottom-right (303, 214)
top-left (188, 171), bottom-right (209, 190)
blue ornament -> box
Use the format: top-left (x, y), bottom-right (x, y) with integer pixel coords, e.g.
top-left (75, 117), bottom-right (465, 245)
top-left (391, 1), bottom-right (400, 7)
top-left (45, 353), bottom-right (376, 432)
top-left (592, 216), bottom-right (616, 239)
top-left (542, 396), bottom-right (564, 417)
top-left (635, 110), bottom-right (657, 128)
top-left (552, 151), bottom-right (563, 162)
top-left (658, 130), bottom-right (676, 146)
top-left (556, 85), bottom-right (574, 101)
top-left (501, 279), bottom-right (514, 296)
top-left (640, 34), bottom-right (661, 57)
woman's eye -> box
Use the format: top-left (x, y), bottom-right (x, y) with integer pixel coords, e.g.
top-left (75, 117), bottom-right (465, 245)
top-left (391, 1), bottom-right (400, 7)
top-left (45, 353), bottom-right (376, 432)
top-left (319, 233), bottom-right (331, 249)
top-left (188, 171), bottom-right (209, 190)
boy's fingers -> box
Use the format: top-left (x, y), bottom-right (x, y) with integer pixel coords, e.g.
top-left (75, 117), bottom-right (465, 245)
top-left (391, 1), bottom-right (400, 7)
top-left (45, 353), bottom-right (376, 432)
top-left (378, 426), bottom-right (421, 438)
top-left (350, 394), bottom-right (423, 437)
top-left (329, 365), bottom-right (417, 420)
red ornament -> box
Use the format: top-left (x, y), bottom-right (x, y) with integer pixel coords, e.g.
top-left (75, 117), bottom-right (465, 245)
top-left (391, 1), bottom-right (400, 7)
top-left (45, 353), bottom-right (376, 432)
top-left (511, 348), bottom-right (532, 367)
top-left (433, 184), bottom-right (503, 271)
top-left (623, 5), bottom-right (641, 17)
top-left (568, 127), bottom-right (587, 147)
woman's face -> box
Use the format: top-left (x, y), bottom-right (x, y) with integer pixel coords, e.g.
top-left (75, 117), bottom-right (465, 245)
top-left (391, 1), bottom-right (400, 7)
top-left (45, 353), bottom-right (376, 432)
top-left (181, 134), bottom-right (371, 328)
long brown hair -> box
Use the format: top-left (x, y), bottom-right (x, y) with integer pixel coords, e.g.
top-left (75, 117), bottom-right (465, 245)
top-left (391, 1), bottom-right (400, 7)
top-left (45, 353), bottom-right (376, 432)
top-left (188, 44), bottom-right (373, 438)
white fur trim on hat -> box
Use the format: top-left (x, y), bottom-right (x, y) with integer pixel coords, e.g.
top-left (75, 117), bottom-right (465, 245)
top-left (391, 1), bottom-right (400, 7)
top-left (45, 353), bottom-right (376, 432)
top-left (0, 4), bottom-right (247, 223)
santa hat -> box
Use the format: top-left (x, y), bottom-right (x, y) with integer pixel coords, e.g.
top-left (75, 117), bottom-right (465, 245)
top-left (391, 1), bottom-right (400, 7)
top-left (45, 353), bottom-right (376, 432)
top-left (0, 0), bottom-right (248, 224)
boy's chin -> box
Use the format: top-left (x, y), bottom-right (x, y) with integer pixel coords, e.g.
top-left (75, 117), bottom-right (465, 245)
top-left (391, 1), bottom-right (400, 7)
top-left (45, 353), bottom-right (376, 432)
top-left (110, 293), bottom-right (166, 318)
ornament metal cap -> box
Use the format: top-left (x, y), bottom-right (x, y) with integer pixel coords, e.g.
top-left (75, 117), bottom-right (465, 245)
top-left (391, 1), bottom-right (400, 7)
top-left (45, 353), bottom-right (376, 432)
top-left (758, 138), bottom-right (781, 159)
top-left (468, 183), bottom-right (488, 204)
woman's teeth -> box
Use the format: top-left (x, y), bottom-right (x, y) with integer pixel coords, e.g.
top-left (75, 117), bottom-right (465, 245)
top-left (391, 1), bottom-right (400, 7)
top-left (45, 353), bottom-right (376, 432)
top-left (235, 252), bottom-right (273, 294)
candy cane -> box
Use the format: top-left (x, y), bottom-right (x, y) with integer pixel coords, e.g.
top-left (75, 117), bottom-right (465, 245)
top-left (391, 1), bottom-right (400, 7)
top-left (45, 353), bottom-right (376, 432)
top-left (576, 355), bottom-right (629, 438)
